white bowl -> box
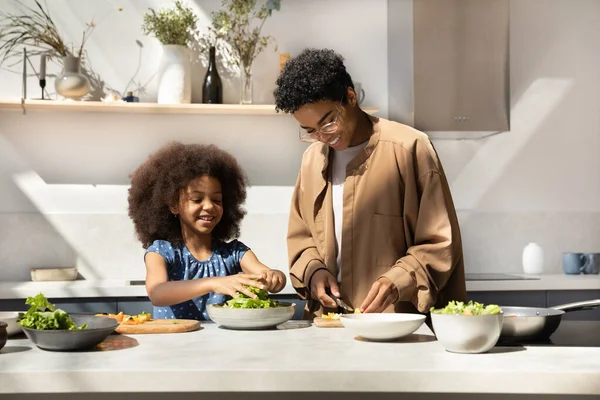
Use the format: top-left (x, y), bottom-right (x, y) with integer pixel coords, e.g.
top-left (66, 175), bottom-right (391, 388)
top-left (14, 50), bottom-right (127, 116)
top-left (340, 313), bottom-right (426, 341)
top-left (207, 302), bottom-right (295, 330)
top-left (0, 312), bottom-right (22, 336)
top-left (431, 312), bottom-right (504, 354)
top-left (30, 267), bottom-right (77, 281)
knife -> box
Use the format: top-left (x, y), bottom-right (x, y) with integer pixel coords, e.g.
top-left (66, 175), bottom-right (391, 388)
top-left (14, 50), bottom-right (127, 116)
top-left (326, 287), bottom-right (354, 313)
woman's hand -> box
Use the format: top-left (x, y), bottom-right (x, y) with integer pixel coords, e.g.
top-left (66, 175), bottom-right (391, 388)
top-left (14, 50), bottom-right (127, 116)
top-left (309, 269), bottom-right (340, 308)
top-left (262, 270), bottom-right (286, 293)
top-left (359, 277), bottom-right (399, 313)
top-left (211, 273), bottom-right (265, 299)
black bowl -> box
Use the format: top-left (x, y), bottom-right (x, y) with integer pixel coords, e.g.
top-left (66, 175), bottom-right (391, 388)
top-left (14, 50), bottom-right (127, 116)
top-left (21, 314), bottom-right (119, 351)
top-left (0, 321), bottom-right (7, 351)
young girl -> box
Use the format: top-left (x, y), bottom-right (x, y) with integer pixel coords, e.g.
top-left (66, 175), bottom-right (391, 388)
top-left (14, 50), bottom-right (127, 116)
top-left (127, 141), bottom-right (286, 320)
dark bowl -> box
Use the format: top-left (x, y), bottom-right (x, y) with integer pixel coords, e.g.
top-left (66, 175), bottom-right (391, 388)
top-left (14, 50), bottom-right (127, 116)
top-left (21, 314), bottom-right (119, 352)
top-left (0, 321), bottom-right (7, 351)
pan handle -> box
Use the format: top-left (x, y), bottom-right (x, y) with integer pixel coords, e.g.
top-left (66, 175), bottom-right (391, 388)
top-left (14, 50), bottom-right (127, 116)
top-left (551, 299), bottom-right (600, 312)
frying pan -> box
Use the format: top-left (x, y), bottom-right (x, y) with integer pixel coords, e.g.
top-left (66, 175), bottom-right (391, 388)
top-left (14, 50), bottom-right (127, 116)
top-left (499, 299), bottom-right (600, 341)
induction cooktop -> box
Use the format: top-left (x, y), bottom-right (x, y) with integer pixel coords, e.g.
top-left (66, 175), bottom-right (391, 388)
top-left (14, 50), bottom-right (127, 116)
top-left (465, 273), bottom-right (540, 281)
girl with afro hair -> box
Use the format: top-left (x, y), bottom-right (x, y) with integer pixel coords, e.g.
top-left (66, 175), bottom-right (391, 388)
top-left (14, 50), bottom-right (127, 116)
top-left (128, 141), bottom-right (286, 321)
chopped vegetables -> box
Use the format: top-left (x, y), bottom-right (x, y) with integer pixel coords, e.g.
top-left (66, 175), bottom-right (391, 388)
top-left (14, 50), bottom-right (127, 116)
top-left (96, 311), bottom-right (151, 325)
top-left (224, 286), bottom-right (279, 309)
top-left (18, 293), bottom-right (87, 330)
top-left (321, 312), bottom-right (341, 320)
top-left (430, 300), bottom-right (502, 316)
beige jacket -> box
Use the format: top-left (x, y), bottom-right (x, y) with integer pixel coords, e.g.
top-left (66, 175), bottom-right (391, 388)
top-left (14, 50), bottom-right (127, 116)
top-left (287, 117), bottom-right (466, 318)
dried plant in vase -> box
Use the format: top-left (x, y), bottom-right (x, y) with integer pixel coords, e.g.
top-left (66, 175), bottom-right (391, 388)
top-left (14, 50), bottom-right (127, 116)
top-left (209, 0), bottom-right (281, 104)
top-left (142, 0), bottom-right (198, 104)
top-left (0, 0), bottom-right (122, 100)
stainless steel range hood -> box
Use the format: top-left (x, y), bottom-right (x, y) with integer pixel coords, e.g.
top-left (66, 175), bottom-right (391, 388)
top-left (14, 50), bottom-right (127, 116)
top-left (413, 0), bottom-right (510, 131)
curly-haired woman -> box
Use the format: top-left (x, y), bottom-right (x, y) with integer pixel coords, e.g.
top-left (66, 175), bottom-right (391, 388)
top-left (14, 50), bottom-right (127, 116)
top-left (128, 141), bottom-right (286, 320)
top-left (275, 48), bottom-right (466, 319)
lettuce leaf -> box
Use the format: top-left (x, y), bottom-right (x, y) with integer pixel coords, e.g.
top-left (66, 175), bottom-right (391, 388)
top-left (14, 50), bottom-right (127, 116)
top-left (18, 292), bottom-right (87, 330)
top-left (224, 286), bottom-right (279, 309)
top-left (430, 300), bottom-right (502, 316)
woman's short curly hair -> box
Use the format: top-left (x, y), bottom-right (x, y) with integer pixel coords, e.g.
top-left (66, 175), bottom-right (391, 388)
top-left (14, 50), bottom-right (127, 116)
top-left (274, 48), bottom-right (354, 114)
top-left (128, 141), bottom-right (248, 248)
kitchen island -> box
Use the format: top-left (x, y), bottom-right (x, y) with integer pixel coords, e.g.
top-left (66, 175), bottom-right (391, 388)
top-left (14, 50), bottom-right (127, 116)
top-left (1, 321), bottom-right (600, 400)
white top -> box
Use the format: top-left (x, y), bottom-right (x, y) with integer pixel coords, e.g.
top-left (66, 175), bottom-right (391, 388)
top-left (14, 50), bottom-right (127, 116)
top-left (330, 141), bottom-right (369, 282)
top-left (2, 322), bottom-right (600, 395)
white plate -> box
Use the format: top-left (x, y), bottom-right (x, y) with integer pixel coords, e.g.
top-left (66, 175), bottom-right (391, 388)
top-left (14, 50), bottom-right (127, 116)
top-left (340, 313), bottom-right (426, 341)
top-left (207, 303), bottom-right (295, 330)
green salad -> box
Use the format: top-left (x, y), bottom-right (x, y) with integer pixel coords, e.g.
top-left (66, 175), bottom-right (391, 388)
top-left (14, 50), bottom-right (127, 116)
top-left (18, 293), bottom-right (87, 330)
top-left (224, 286), bottom-right (279, 309)
top-left (430, 300), bottom-right (502, 316)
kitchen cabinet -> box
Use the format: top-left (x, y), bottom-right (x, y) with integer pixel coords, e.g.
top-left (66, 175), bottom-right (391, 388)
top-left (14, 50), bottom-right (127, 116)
top-left (1, 291), bottom-right (598, 321)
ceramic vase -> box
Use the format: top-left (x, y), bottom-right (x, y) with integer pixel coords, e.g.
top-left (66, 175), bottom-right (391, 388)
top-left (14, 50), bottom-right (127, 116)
top-left (157, 44), bottom-right (191, 104)
top-left (522, 242), bottom-right (544, 275)
top-left (54, 56), bottom-right (90, 100)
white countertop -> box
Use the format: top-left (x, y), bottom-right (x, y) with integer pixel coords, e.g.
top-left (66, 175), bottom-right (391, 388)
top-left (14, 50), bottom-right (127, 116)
top-left (0, 280), bottom-right (297, 299)
top-left (465, 273), bottom-right (600, 292)
top-left (1, 322), bottom-right (600, 395)
top-left (0, 274), bottom-right (599, 300)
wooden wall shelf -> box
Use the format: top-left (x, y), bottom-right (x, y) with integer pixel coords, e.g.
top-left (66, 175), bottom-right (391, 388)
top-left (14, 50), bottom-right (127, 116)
top-left (0, 99), bottom-right (380, 116)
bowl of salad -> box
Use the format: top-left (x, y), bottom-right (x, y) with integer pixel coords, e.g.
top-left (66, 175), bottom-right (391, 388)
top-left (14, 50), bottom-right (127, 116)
top-left (18, 293), bottom-right (119, 351)
top-left (207, 287), bottom-right (295, 330)
top-left (430, 301), bottom-right (504, 354)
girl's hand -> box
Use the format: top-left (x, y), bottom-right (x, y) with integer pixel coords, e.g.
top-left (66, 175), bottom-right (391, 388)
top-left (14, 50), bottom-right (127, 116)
top-left (211, 273), bottom-right (266, 299)
top-left (262, 270), bottom-right (286, 293)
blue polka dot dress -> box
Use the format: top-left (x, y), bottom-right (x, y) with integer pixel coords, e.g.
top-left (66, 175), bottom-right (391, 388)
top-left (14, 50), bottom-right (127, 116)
top-left (145, 239), bottom-right (249, 321)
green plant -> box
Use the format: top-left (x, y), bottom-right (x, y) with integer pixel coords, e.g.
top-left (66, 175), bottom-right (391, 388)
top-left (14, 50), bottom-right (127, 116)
top-left (210, 0), bottom-right (281, 70)
top-left (142, 1), bottom-right (198, 47)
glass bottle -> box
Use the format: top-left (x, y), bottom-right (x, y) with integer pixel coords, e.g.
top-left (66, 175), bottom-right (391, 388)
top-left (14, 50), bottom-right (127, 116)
top-left (202, 46), bottom-right (223, 104)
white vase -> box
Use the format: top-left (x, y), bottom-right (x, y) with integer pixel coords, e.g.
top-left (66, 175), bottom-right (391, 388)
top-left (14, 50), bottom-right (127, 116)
top-left (55, 56), bottom-right (90, 100)
top-left (157, 44), bottom-right (191, 104)
top-left (522, 242), bottom-right (544, 275)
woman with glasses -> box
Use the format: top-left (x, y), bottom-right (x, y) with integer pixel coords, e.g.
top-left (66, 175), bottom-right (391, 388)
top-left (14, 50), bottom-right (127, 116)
top-left (274, 48), bottom-right (466, 319)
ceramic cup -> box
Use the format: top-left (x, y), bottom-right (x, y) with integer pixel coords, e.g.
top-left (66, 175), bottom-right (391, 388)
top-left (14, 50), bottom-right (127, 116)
top-left (563, 252), bottom-right (600, 275)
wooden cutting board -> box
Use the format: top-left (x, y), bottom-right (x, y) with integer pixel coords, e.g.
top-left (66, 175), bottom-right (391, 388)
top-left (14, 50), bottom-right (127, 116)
top-left (115, 318), bottom-right (200, 334)
top-left (313, 317), bottom-right (344, 328)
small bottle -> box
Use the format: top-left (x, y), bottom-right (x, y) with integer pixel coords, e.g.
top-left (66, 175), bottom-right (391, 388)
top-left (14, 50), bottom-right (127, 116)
top-left (202, 46), bottom-right (223, 104)
top-left (123, 91), bottom-right (139, 102)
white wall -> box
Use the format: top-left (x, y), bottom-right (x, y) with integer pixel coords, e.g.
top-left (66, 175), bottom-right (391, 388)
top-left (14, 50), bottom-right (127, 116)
top-left (0, 0), bottom-right (388, 281)
top-left (389, 0), bottom-right (600, 274)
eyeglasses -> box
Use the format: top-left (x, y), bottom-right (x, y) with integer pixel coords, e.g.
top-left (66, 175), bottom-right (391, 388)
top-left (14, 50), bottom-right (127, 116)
top-left (298, 103), bottom-right (343, 143)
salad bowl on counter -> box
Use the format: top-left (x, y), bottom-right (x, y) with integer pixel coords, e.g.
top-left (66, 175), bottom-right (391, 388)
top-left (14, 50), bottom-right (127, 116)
top-left (430, 300), bottom-right (504, 354)
top-left (22, 314), bottom-right (119, 351)
top-left (17, 293), bottom-right (119, 351)
top-left (207, 287), bottom-right (295, 330)
top-left (207, 302), bottom-right (296, 330)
